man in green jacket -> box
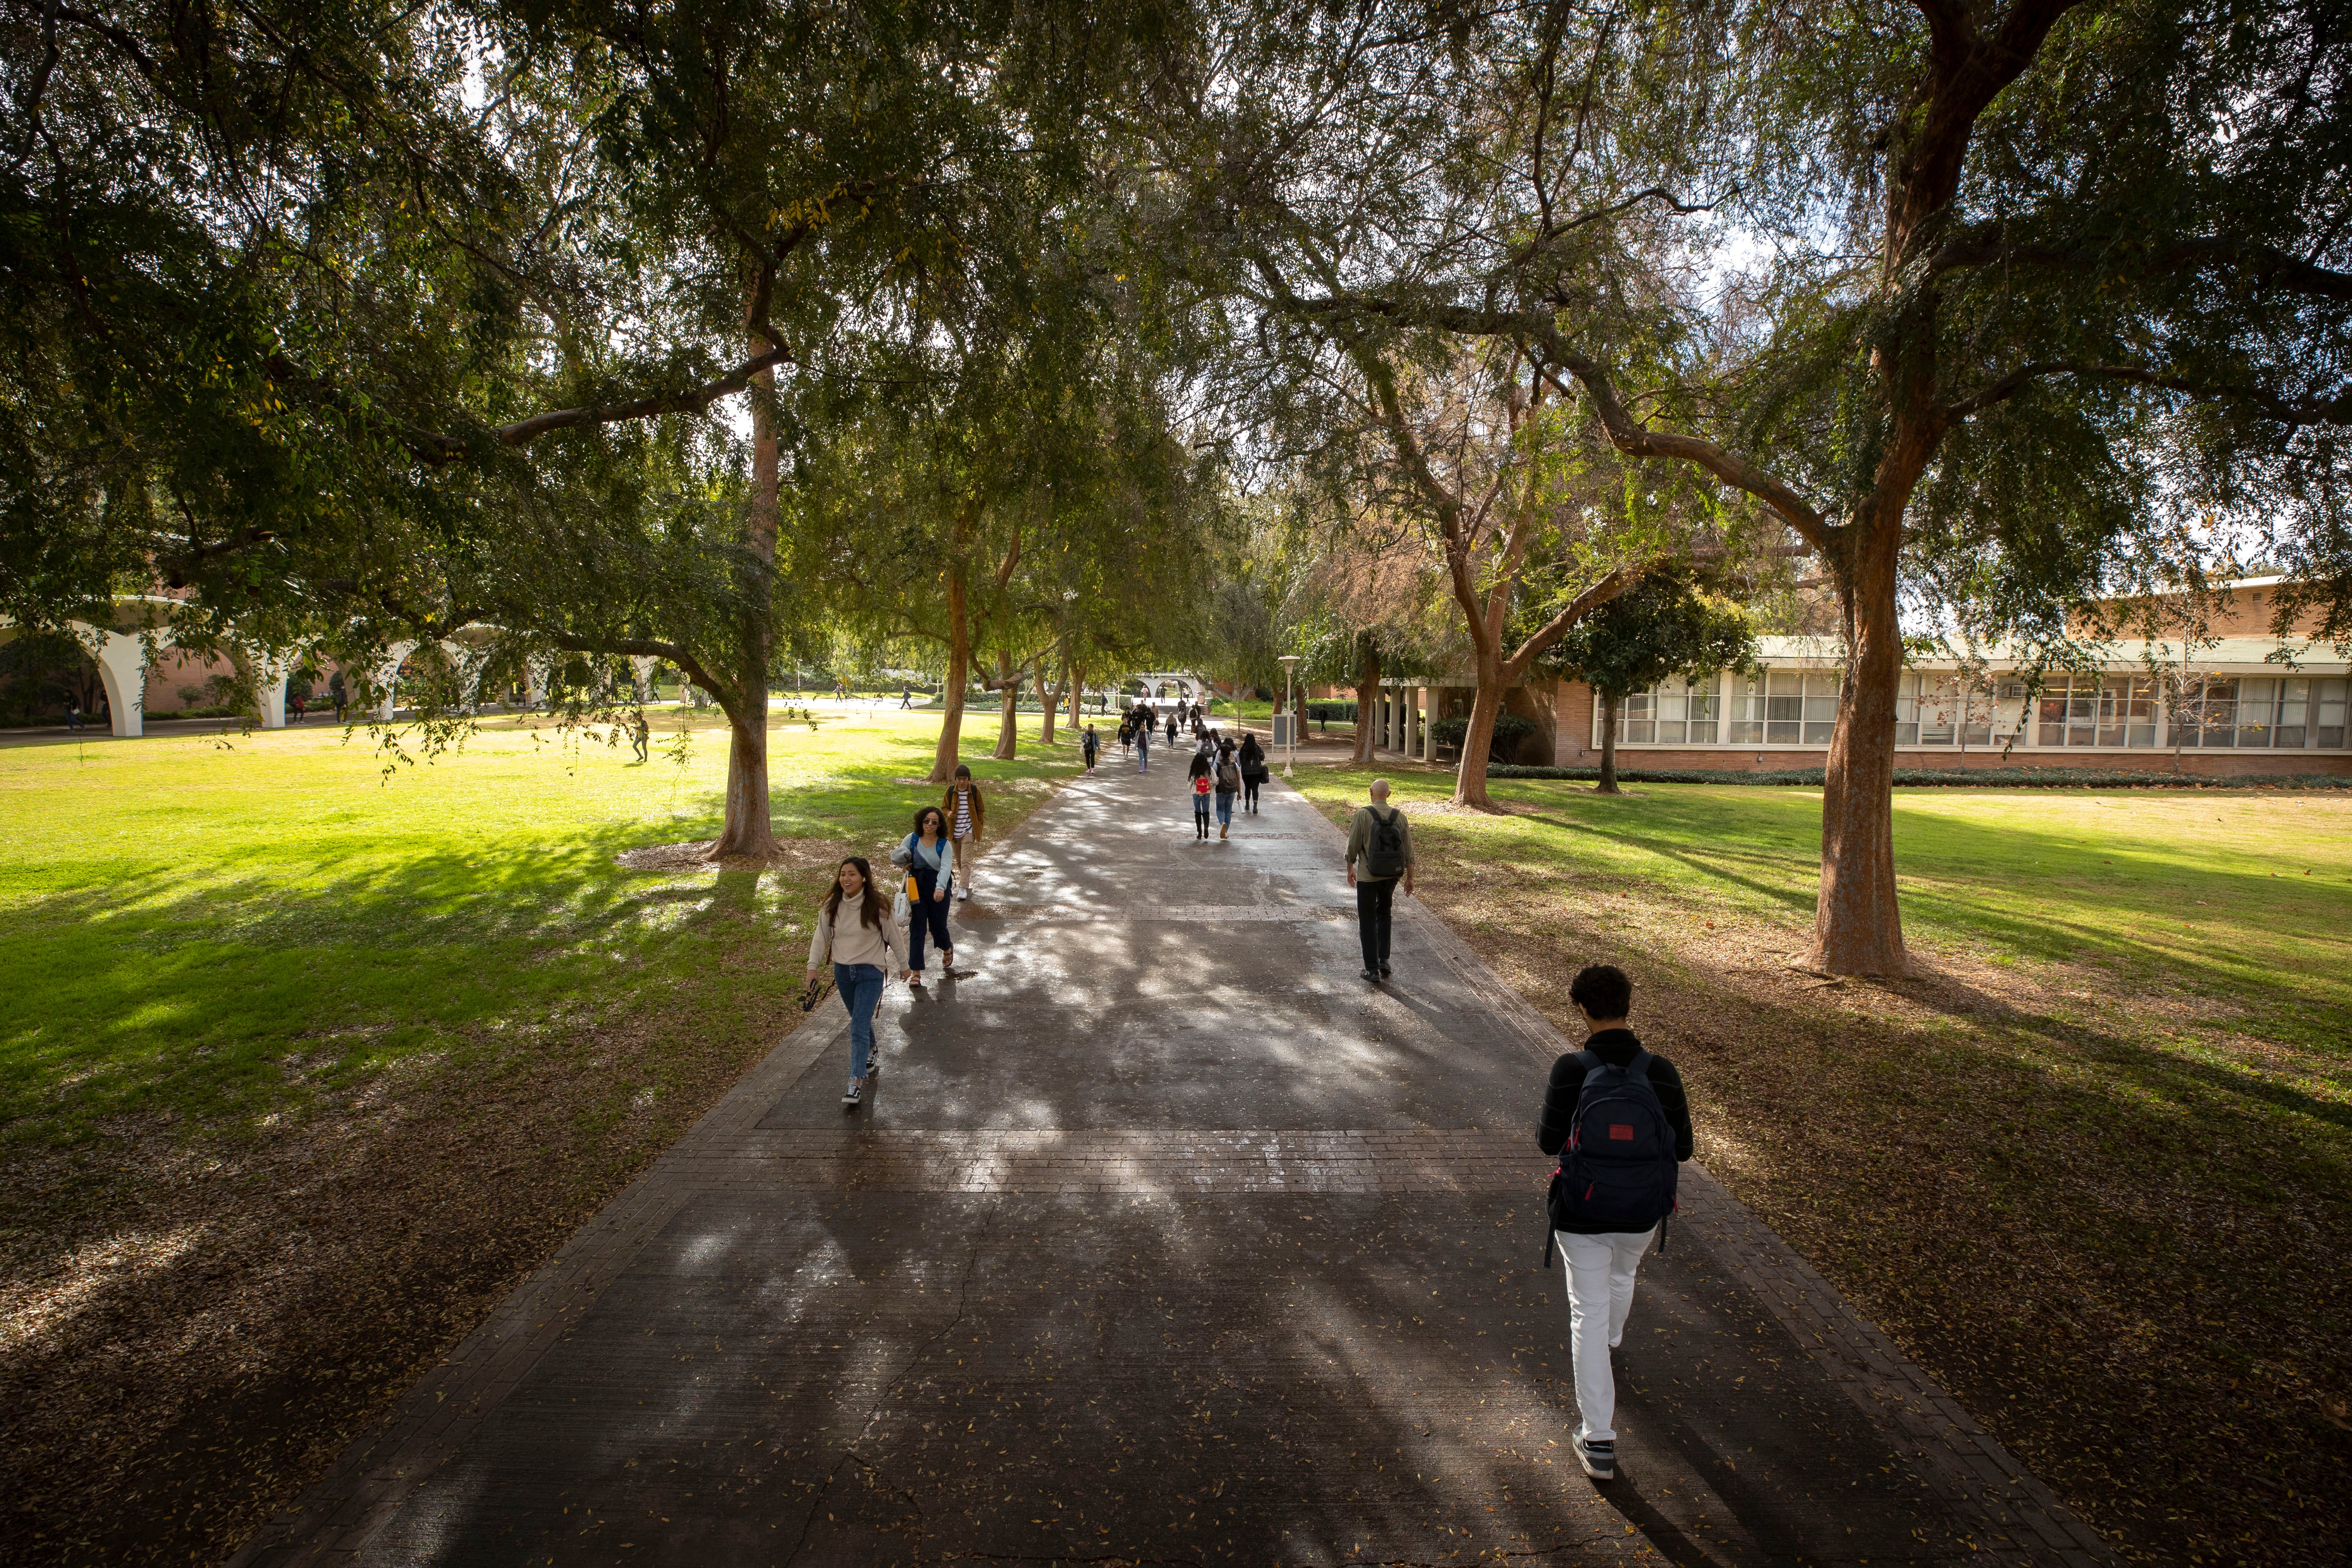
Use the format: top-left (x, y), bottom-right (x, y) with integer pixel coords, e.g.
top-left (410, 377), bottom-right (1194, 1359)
top-left (1344, 779), bottom-right (1415, 982)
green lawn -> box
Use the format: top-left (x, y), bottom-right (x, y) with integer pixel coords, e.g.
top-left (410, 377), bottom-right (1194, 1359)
top-left (0, 707), bottom-right (1086, 1568)
top-left (1294, 766), bottom-right (2352, 1568)
top-left (0, 709), bottom-right (1078, 1151)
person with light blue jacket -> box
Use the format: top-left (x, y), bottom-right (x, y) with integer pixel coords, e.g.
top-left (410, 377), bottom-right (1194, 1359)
top-left (892, 805), bottom-right (957, 984)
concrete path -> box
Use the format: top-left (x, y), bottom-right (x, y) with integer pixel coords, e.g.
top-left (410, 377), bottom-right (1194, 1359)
top-left (236, 760), bottom-right (2112, 1567)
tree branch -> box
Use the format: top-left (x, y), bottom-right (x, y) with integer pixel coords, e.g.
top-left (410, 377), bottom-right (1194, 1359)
top-left (1942, 360), bottom-right (2352, 426)
top-left (1928, 225), bottom-right (2352, 300)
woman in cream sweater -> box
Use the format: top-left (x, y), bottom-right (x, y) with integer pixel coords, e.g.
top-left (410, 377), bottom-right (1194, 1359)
top-left (806, 857), bottom-right (909, 1110)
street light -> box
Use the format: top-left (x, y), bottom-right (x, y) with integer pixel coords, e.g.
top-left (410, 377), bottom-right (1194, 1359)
top-left (1279, 655), bottom-right (1301, 778)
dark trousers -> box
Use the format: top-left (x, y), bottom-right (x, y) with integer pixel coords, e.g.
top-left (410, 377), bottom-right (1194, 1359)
top-left (1193, 796), bottom-right (1211, 838)
top-left (908, 865), bottom-right (952, 969)
top-left (1242, 778), bottom-right (1261, 810)
top-left (1356, 876), bottom-right (1398, 970)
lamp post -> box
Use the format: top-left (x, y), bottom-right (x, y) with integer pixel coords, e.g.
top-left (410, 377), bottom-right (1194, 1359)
top-left (1279, 655), bottom-right (1301, 778)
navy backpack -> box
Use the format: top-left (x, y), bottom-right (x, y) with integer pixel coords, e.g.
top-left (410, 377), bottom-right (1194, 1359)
top-left (1543, 1048), bottom-right (1678, 1264)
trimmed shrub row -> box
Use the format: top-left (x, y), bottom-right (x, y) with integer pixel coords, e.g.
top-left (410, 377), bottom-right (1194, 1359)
top-left (1306, 700), bottom-right (1359, 722)
top-left (1485, 763), bottom-right (2352, 790)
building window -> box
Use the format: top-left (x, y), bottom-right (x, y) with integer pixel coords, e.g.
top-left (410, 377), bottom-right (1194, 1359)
top-left (2204, 676), bottom-right (2352, 749)
top-left (1758, 671), bottom-right (1839, 745)
top-left (1727, 675), bottom-right (1764, 744)
top-left (1621, 688), bottom-right (1654, 743)
top-left (2173, 677), bottom-right (2239, 747)
top-left (1896, 672), bottom-right (1964, 746)
top-left (2097, 677), bottom-right (2159, 747)
top-left (1618, 676), bottom-right (1722, 744)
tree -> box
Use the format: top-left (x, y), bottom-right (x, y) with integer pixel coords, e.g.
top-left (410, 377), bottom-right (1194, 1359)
top-left (1139, 1), bottom-right (1783, 808)
top-left (0, 0), bottom-right (1176, 852)
top-left (1554, 576), bottom-right (1760, 794)
top-left (1158, 0), bottom-right (2348, 971)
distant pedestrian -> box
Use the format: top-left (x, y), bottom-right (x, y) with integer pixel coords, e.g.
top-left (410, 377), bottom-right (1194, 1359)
top-left (329, 670), bottom-right (347, 720)
top-left (805, 856), bottom-right (910, 1110)
top-left (1187, 746), bottom-right (1215, 839)
top-left (631, 710), bottom-right (650, 761)
top-left (1537, 964), bottom-right (1692, 1483)
top-left (1081, 723), bottom-right (1100, 772)
top-left (1136, 717), bottom-right (1151, 773)
top-left (895, 807), bottom-right (956, 984)
top-left (65, 701), bottom-right (84, 732)
top-left (1213, 738), bottom-right (1240, 839)
top-left (900, 685), bottom-right (913, 709)
top-left (289, 687), bottom-right (307, 723)
top-left (1239, 733), bottom-right (1268, 812)
top-left (942, 765), bottom-right (985, 900)
top-left (1343, 778), bottom-right (1414, 981)
top-left (1165, 710), bottom-right (1179, 747)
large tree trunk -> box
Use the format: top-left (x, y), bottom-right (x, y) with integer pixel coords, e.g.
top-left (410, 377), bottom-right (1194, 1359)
top-left (993, 652), bottom-right (1020, 759)
top-left (1037, 659), bottom-right (1061, 746)
top-left (1351, 635), bottom-right (1380, 766)
top-left (707, 325), bottom-right (779, 858)
top-left (928, 558), bottom-right (971, 784)
top-left (1809, 518), bottom-right (1908, 974)
top-left (1068, 663), bottom-right (1083, 731)
top-left (1451, 644), bottom-right (1510, 809)
top-left (1597, 691), bottom-right (1621, 795)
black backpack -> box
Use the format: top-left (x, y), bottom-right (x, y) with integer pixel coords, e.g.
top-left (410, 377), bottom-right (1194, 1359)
top-left (1360, 805), bottom-right (1407, 879)
top-left (1543, 1048), bottom-right (1678, 1260)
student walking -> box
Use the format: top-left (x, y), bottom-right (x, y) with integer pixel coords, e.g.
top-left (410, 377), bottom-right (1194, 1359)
top-left (1343, 779), bottom-right (1415, 981)
top-left (895, 807), bottom-right (956, 983)
top-left (805, 857), bottom-right (910, 1109)
top-left (1136, 717), bottom-right (1151, 773)
top-left (631, 710), bottom-right (650, 762)
top-left (1165, 710), bottom-right (1179, 748)
top-left (1187, 747), bottom-right (1215, 839)
top-left (1536, 964), bottom-right (1692, 1482)
top-left (1212, 738), bottom-right (1241, 839)
top-left (1081, 723), bottom-right (1100, 772)
top-left (942, 765), bottom-right (985, 900)
top-left (1118, 714), bottom-right (1133, 759)
top-left (1238, 733), bottom-right (1268, 812)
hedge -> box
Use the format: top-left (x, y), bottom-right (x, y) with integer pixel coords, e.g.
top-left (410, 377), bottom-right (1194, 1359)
top-left (1306, 700), bottom-right (1358, 722)
top-left (1430, 714), bottom-right (1537, 748)
top-left (1484, 763), bottom-right (2352, 789)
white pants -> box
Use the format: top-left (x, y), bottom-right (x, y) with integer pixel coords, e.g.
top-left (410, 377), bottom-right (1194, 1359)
top-left (1556, 1226), bottom-right (1656, 1442)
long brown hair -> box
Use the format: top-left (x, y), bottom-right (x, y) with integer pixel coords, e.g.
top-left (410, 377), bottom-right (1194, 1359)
top-left (821, 856), bottom-right (885, 931)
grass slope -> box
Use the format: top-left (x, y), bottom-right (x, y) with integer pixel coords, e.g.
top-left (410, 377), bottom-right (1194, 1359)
top-left (0, 708), bottom-right (1079, 1567)
top-left (1294, 766), bottom-right (2352, 1568)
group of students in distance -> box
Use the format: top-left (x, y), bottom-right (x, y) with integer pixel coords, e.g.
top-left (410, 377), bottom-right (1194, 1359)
top-left (801, 744), bottom-right (1687, 1483)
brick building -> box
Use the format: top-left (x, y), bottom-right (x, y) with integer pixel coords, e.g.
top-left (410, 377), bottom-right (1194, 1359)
top-left (1361, 578), bottom-right (2352, 778)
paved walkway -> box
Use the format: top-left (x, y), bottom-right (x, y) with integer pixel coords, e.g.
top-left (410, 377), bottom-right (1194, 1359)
top-left (236, 760), bottom-right (2111, 1567)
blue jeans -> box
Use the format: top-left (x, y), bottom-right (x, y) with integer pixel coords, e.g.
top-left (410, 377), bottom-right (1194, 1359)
top-left (907, 866), bottom-right (952, 971)
top-left (1137, 738), bottom-right (1150, 772)
top-left (834, 963), bottom-right (885, 1079)
top-left (1214, 789), bottom-right (1234, 825)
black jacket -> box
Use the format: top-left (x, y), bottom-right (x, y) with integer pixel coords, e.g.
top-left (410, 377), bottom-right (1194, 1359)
top-left (1239, 738), bottom-right (1268, 779)
top-left (1536, 1028), bottom-right (1694, 1234)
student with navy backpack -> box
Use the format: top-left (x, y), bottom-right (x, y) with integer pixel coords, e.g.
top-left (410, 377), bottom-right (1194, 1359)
top-left (1536, 964), bottom-right (1693, 1483)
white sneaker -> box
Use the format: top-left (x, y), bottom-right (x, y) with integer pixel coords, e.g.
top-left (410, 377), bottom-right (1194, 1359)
top-left (957, 885), bottom-right (970, 900)
top-left (842, 1079), bottom-right (862, 1109)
